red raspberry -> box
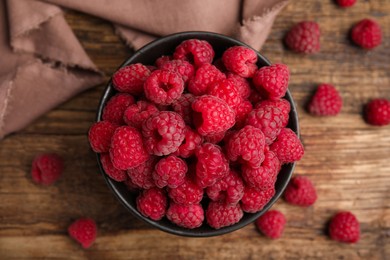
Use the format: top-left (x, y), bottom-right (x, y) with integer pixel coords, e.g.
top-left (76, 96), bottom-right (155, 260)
top-left (234, 100), bottom-right (253, 128)
top-left (255, 210), bottom-right (286, 239)
top-left (226, 73), bottom-right (251, 99)
top-left (153, 155), bottom-right (187, 188)
top-left (160, 59), bottom-right (195, 83)
top-left (351, 19), bottom-right (382, 49)
top-left (206, 170), bottom-right (244, 205)
top-left (206, 201), bottom-right (243, 229)
top-left (171, 93), bottom-right (195, 125)
top-left (123, 101), bottom-right (159, 129)
top-left (222, 46), bottom-right (258, 78)
top-left (112, 63), bottom-right (150, 95)
top-left (253, 64), bottom-right (290, 100)
top-left (173, 39), bottom-right (214, 67)
top-left (68, 218), bottom-right (97, 248)
top-left (173, 127), bottom-right (203, 158)
top-left (192, 95), bottom-right (235, 136)
top-left (226, 125), bottom-right (266, 169)
top-left (168, 177), bottom-right (204, 205)
top-left (100, 153), bottom-right (127, 182)
top-left (188, 64), bottom-right (226, 96)
top-left (155, 55), bottom-right (172, 67)
top-left (127, 156), bottom-right (157, 189)
top-left (364, 98), bottom-right (390, 126)
top-left (285, 21), bottom-right (321, 54)
top-left (102, 93), bottom-right (135, 125)
top-left (88, 121), bottom-right (117, 153)
top-left (144, 70), bottom-right (184, 105)
top-left (284, 176), bottom-right (317, 207)
top-left (109, 126), bottom-right (149, 170)
top-left (329, 211), bottom-right (360, 243)
top-left (241, 186), bottom-right (275, 213)
top-left (255, 99), bottom-right (291, 127)
top-left (136, 187), bottom-right (167, 221)
top-left (208, 78), bottom-right (243, 109)
top-left (308, 84), bottom-right (342, 116)
top-left (336, 0), bottom-right (356, 7)
top-left (31, 153), bottom-right (64, 186)
top-left (142, 111), bottom-right (186, 156)
top-left (195, 143), bottom-right (229, 188)
top-left (203, 131), bottom-right (226, 144)
top-left (270, 128), bottom-right (304, 163)
top-left (166, 203), bottom-right (204, 229)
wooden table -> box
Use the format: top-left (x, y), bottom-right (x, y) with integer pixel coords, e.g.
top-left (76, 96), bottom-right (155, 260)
top-left (1, 1), bottom-right (389, 259)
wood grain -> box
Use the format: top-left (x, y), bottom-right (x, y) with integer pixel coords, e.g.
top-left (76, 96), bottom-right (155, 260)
top-left (1, 1), bottom-right (389, 259)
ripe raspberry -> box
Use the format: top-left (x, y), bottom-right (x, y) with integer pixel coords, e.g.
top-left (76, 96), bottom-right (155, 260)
top-left (284, 176), bottom-right (317, 207)
top-left (109, 126), bottom-right (149, 170)
top-left (188, 64), bottom-right (226, 96)
top-left (88, 121), bottom-right (118, 153)
top-left (206, 170), bottom-right (244, 205)
top-left (68, 218), bottom-right (97, 249)
top-left (173, 39), bottom-right (214, 67)
top-left (192, 95), bottom-right (235, 136)
top-left (255, 99), bottom-right (291, 127)
top-left (166, 203), bottom-right (204, 229)
top-left (136, 187), bottom-right (167, 221)
top-left (171, 93), bottom-right (195, 125)
top-left (123, 101), bottom-right (159, 129)
top-left (127, 156), bottom-right (157, 189)
top-left (144, 70), bottom-right (184, 105)
top-left (195, 143), bottom-right (229, 188)
top-left (308, 84), bottom-right (342, 116)
top-left (226, 125), bottom-right (266, 168)
top-left (222, 46), bottom-right (258, 78)
top-left (203, 131), bottom-right (226, 144)
top-left (336, 0), bottom-right (356, 7)
top-left (142, 111), bottom-right (186, 156)
top-left (270, 128), bottom-right (304, 163)
top-left (208, 78), bottom-right (243, 109)
top-left (168, 177), bottom-right (204, 205)
top-left (31, 153), bottom-right (64, 186)
top-left (153, 155), bottom-right (187, 188)
top-left (241, 186), bottom-right (275, 213)
top-left (364, 98), bottom-right (390, 126)
top-left (173, 127), bottom-right (203, 158)
top-left (112, 63), bottom-right (151, 95)
top-left (234, 100), bottom-right (253, 129)
top-left (102, 93), bottom-right (135, 125)
top-left (329, 211), bottom-right (360, 243)
top-left (226, 73), bottom-right (251, 99)
top-left (285, 21), bottom-right (321, 54)
top-left (206, 201), bottom-right (243, 229)
top-left (160, 59), bottom-right (195, 83)
top-left (351, 19), bottom-right (382, 49)
top-left (155, 55), bottom-right (172, 68)
top-left (253, 64), bottom-right (290, 100)
top-left (100, 153), bottom-right (127, 182)
top-left (255, 210), bottom-right (286, 239)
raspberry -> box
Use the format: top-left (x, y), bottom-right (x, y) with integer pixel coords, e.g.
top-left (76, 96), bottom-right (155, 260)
top-left (142, 111), bottom-right (186, 156)
top-left (166, 203), bottom-right (204, 229)
top-left (102, 93), bottom-right (135, 125)
top-left (188, 64), bottom-right (226, 96)
top-left (226, 73), bottom-right (251, 99)
top-left (171, 93), bottom-right (195, 125)
top-left (241, 186), bottom-right (275, 213)
top-left (270, 128), bottom-right (304, 163)
top-left (173, 39), bottom-right (214, 67)
top-left (206, 170), bottom-right (244, 205)
top-left (100, 153), bottom-right (127, 182)
top-left (109, 126), bottom-right (149, 170)
top-left (222, 46), bottom-right (258, 78)
top-left (253, 64), bottom-right (290, 100)
top-left (136, 187), bottom-right (167, 221)
top-left (68, 218), bottom-right (97, 249)
top-left (255, 210), bottom-right (286, 239)
top-left (308, 84), bottom-right (343, 116)
top-left (364, 98), bottom-right (390, 126)
top-left (226, 125), bottom-right (266, 168)
top-left (127, 156), bottom-right (157, 189)
top-left (206, 201), bottom-right (243, 229)
top-left (112, 63), bottom-right (151, 95)
top-left (336, 0), bottom-right (356, 7)
top-left (88, 121), bottom-right (117, 153)
top-left (167, 177), bottom-right (204, 205)
top-left (284, 176), bottom-right (317, 207)
top-left (153, 155), bottom-right (187, 188)
top-left (255, 99), bottom-right (291, 127)
top-left (31, 153), bottom-right (64, 186)
top-left (144, 70), bottom-right (184, 105)
top-left (160, 59), bottom-right (195, 83)
top-left (203, 131), bottom-right (226, 144)
top-left (234, 100), bottom-right (253, 128)
top-left (195, 143), bottom-right (229, 188)
top-left (192, 95), bottom-right (235, 136)
top-left (155, 55), bottom-right (172, 67)
top-left (329, 211), bottom-right (360, 243)
top-left (123, 101), bottom-right (159, 129)
top-left (173, 127), bottom-right (203, 158)
top-left (285, 21), bottom-right (321, 54)
top-left (208, 78), bottom-right (243, 109)
top-left (351, 19), bottom-right (382, 49)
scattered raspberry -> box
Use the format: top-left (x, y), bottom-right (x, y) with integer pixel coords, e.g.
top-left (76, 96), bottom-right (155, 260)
top-left (31, 153), bottom-right (64, 186)
top-left (351, 19), bottom-right (382, 49)
top-left (173, 127), bottom-right (203, 158)
top-left (172, 93), bottom-right (195, 125)
top-left (160, 59), bottom-right (195, 83)
top-left (241, 186), bottom-right (275, 213)
top-left (208, 78), bottom-right (243, 109)
top-left (188, 64), bottom-right (226, 96)
top-left (226, 73), bottom-right (251, 99)
top-left (329, 211), bottom-right (360, 243)
top-left (255, 99), bottom-right (291, 127)
top-left (203, 131), bottom-right (226, 144)
top-left (336, 0), bottom-right (356, 7)
top-left (68, 218), bottom-right (97, 249)
top-left (253, 64), bottom-right (290, 100)
top-left (144, 70), bottom-right (184, 105)
top-left (168, 177), bottom-right (204, 205)
top-left (308, 84), bottom-right (343, 116)
top-left (136, 187), bottom-right (167, 221)
top-left (112, 63), bottom-right (151, 95)
top-left (364, 98), bottom-right (390, 126)
top-left (88, 121), bottom-right (117, 153)
top-left (255, 210), bottom-right (286, 239)
top-left (285, 21), bottom-right (321, 54)
top-left (142, 111), bottom-right (186, 156)
top-left (206, 201), bottom-right (243, 229)
top-left (155, 55), bottom-right (172, 68)
top-left (234, 100), bottom-right (253, 129)
top-left (206, 170), bottom-right (244, 205)
top-left (222, 46), bottom-right (258, 78)
top-left (100, 153), bottom-right (127, 182)
top-left (153, 155), bottom-right (187, 188)
top-left (123, 101), bottom-right (159, 129)
top-left (284, 176), bottom-right (317, 207)
top-left (173, 39), bottom-right (214, 67)
top-left (166, 203), bottom-right (204, 229)
top-left (270, 128), bottom-right (304, 163)
top-left (127, 156), bottom-right (157, 189)
top-left (102, 93), bottom-right (135, 125)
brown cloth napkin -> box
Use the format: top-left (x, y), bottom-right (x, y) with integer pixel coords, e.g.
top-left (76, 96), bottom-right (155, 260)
top-left (0, 0), bottom-right (288, 139)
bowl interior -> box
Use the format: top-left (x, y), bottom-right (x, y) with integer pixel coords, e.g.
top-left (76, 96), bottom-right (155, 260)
top-left (96, 31), bottom-right (299, 237)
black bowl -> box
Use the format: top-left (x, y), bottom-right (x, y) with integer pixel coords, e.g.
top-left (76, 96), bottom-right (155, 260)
top-left (96, 31), bottom-right (299, 237)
